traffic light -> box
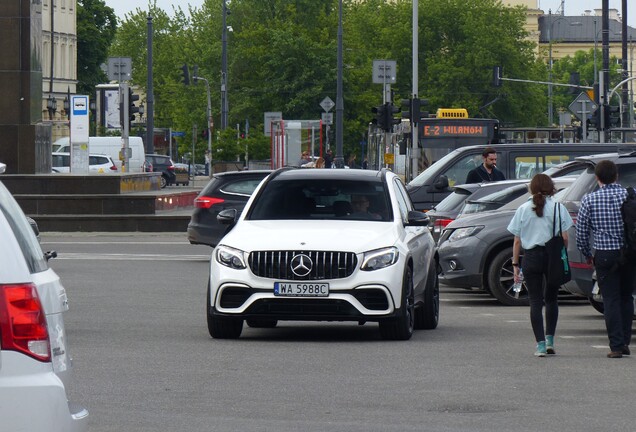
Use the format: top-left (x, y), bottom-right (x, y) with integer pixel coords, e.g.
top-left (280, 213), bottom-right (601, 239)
top-left (401, 98), bottom-right (429, 124)
top-left (180, 64), bottom-right (190, 85)
top-left (588, 109), bottom-right (601, 130)
top-left (492, 65), bottom-right (502, 87)
top-left (192, 65), bottom-right (199, 85)
top-left (372, 104), bottom-right (387, 130)
top-left (568, 72), bottom-right (580, 94)
top-left (385, 102), bottom-right (400, 131)
top-left (401, 99), bottom-right (411, 121)
top-left (128, 88), bottom-right (139, 126)
top-left (606, 104), bottom-right (620, 128)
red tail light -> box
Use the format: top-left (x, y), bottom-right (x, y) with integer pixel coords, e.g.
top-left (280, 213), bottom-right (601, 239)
top-left (0, 283), bottom-right (51, 362)
top-left (109, 164), bottom-right (118, 171)
top-left (569, 211), bottom-right (577, 225)
top-left (195, 196), bottom-right (225, 209)
top-left (433, 218), bottom-right (453, 233)
top-left (167, 165), bottom-right (175, 171)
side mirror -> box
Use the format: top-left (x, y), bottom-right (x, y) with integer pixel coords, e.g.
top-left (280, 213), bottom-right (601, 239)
top-left (217, 208), bottom-right (238, 225)
top-left (433, 175), bottom-right (449, 190)
top-left (406, 210), bottom-right (430, 226)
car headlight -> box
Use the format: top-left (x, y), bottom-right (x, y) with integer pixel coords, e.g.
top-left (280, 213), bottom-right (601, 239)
top-left (447, 226), bottom-right (484, 242)
top-left (215, 245), bottom-right (247, 269)
top-left (360, 247), bottom-right (399, 271)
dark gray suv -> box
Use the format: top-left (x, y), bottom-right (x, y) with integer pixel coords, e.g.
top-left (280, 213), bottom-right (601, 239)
top-left (145, 154), bottom-right (176, 188)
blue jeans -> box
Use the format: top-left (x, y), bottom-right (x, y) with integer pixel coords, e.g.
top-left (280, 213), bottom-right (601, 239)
top-left (522, 246), bottom-right (560, 342)
top-left (594, 249), bottom-right (636, 351)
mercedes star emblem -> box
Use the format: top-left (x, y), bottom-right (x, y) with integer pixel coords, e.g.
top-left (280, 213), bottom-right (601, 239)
top-left (290, 253), bottom-right (313, 277)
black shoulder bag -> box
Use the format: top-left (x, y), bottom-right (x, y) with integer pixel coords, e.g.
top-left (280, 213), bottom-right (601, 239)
top-left (545, 203), bottom-right (571, 286)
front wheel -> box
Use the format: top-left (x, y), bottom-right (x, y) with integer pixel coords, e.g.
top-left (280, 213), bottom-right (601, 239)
top-left (207, 284), bottom-right (243, 339)
top-left (415, 262), bottom-right (439, 330)
top-left (379, 266), bottom-right (414, 340)
top-left (589, 297), bottom-right (605, 314)
top-left (487, 247), bottom-right (529, 306)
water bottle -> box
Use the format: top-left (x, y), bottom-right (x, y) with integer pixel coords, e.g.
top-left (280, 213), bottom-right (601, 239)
top-left (512, 269), bottom-right (523, 299)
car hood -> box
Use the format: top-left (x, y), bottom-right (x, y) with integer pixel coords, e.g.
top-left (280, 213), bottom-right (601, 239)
top-left (220, 220), bottom-right (399, 252)
top-left (446, 209), bottom-right (517, 229)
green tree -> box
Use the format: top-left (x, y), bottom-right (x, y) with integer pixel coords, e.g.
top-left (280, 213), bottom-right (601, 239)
top-left (110, 0), bottom-right (556, 160)
top-left (550, 48), bottom-right (622, 116)
top-left (77, 0), bottom-right (118, 96)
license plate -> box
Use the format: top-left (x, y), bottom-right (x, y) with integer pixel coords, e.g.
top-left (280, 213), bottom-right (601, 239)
top-left (274, 282), bottom-right (329, 297)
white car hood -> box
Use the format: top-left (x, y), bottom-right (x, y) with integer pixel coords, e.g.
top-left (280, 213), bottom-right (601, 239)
top-left (221, 220), bottom-right (398, 252)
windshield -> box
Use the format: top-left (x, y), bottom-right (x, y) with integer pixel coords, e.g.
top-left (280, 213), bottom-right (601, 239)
top-left (247, 178), bottom-right (393, 222)
top-left (407, 149), bottom-right (463, 187)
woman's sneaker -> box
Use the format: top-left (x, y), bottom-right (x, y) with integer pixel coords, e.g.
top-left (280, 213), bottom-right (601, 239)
top-left (546, 335), bottom-right (555, 355)
top-left (535, 341), bottom-right (547, 357)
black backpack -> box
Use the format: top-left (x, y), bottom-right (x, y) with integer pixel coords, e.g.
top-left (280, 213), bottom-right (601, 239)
top-left (621, 187), bottom-right (636, 252)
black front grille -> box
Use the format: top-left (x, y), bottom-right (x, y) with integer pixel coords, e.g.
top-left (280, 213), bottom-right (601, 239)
top-left (248, 250), bottom-right (357, 280)
top-left (246, 298), bottom-right (360, 319)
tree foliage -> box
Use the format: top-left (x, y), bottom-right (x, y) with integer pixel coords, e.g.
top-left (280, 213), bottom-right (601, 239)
top-left (76, 0), bottom-right (118, 96)
top-left (104, 0), bottom-right (594, 161)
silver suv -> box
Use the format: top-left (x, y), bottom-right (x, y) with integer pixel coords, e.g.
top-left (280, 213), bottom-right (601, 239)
top-left (0, 172), bottom-right (89, 431)
top-left (558, 152), bottom-right (636, 312)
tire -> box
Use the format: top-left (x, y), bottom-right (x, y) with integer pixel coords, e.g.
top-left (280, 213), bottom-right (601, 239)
top-left (206, 284), bottom-right (243, 339)
top-left (415, 262), bottom-right (439, 330)
top-left (379, 266), bottom-right (415, 340)
top-left (246, 319), bottom-right (278, 328)
top-left (589, 297), bottom-right (605, 314)
top-left (160, 175), bottom-right (168, 189)
top-left (487, 247), bottom-right (529, 306)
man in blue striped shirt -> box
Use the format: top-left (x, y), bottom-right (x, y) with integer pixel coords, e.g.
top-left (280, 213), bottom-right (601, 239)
top-left (576, 160), bottom-right (635, 358)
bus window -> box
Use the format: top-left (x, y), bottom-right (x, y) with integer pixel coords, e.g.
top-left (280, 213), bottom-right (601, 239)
top-left (514, 156), bottom-right (540, 179)
top-left (442, 154), bottom-right (481, 186)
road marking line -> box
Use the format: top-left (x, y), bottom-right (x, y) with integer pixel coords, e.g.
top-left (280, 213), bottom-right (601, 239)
top-left (54, 253), bottom-right (209, 261)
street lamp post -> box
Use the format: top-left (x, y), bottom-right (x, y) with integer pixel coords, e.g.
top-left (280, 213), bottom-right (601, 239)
top-left (547, 11), bottom-right (581, 125)
top-left (46, 95), bottom-right (57, 120)
top-left (192, 74), bottom-right (213, 167)
top-left (548, 9), bottom-right (553, 125)
top-left (221, 0), bottom-right (228, 130)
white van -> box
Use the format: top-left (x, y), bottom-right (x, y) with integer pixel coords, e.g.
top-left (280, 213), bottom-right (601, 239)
top-left (53, 136), bottom-right (146, 173)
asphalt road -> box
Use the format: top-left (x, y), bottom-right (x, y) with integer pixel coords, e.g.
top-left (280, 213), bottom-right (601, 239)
top-left (42, 233), bottom-right (636, 432)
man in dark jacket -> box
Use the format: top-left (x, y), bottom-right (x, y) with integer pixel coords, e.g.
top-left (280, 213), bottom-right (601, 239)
top-left (465, 147), bottom-right (505, 183)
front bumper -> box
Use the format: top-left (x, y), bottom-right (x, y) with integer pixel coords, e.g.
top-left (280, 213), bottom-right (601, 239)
top-left (209, 259), bottom-right (407, 322)
top-left (437, 236), bottom-right (485, 288)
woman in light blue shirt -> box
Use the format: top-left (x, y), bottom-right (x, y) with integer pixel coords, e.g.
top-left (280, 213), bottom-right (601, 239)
top-left (507, 174), bottom-right (573, 357)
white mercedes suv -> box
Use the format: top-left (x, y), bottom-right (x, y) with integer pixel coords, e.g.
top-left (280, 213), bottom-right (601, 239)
top-left (207, 168), bottom-right (439, 340)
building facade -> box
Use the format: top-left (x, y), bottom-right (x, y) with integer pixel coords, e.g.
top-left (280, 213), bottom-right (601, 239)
top-left (42, 0), bottom-right (77, 141)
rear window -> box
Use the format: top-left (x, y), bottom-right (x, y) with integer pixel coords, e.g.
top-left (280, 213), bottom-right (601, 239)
top-left (89, 155), bottom-right (110, 165)
top-left (434, 190), bottom-right (472, 213)
top-left (462, 185), bottom-right (528, 215)
top-left (219, 178), bottom-right (266, 196)
top-left (560, 161), bottom-right (636, 202)
top-left (52, 154), bottom-right (70, 167)
top-left (0, 182), bottom-right (47, 273)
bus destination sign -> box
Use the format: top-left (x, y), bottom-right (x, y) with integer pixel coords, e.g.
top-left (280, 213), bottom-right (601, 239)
top-left (422, 123), bottom-right (488, 138)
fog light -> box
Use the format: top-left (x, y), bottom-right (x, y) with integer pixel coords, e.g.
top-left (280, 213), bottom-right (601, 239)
top-left (448, 260), bottom-right (457, 271)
